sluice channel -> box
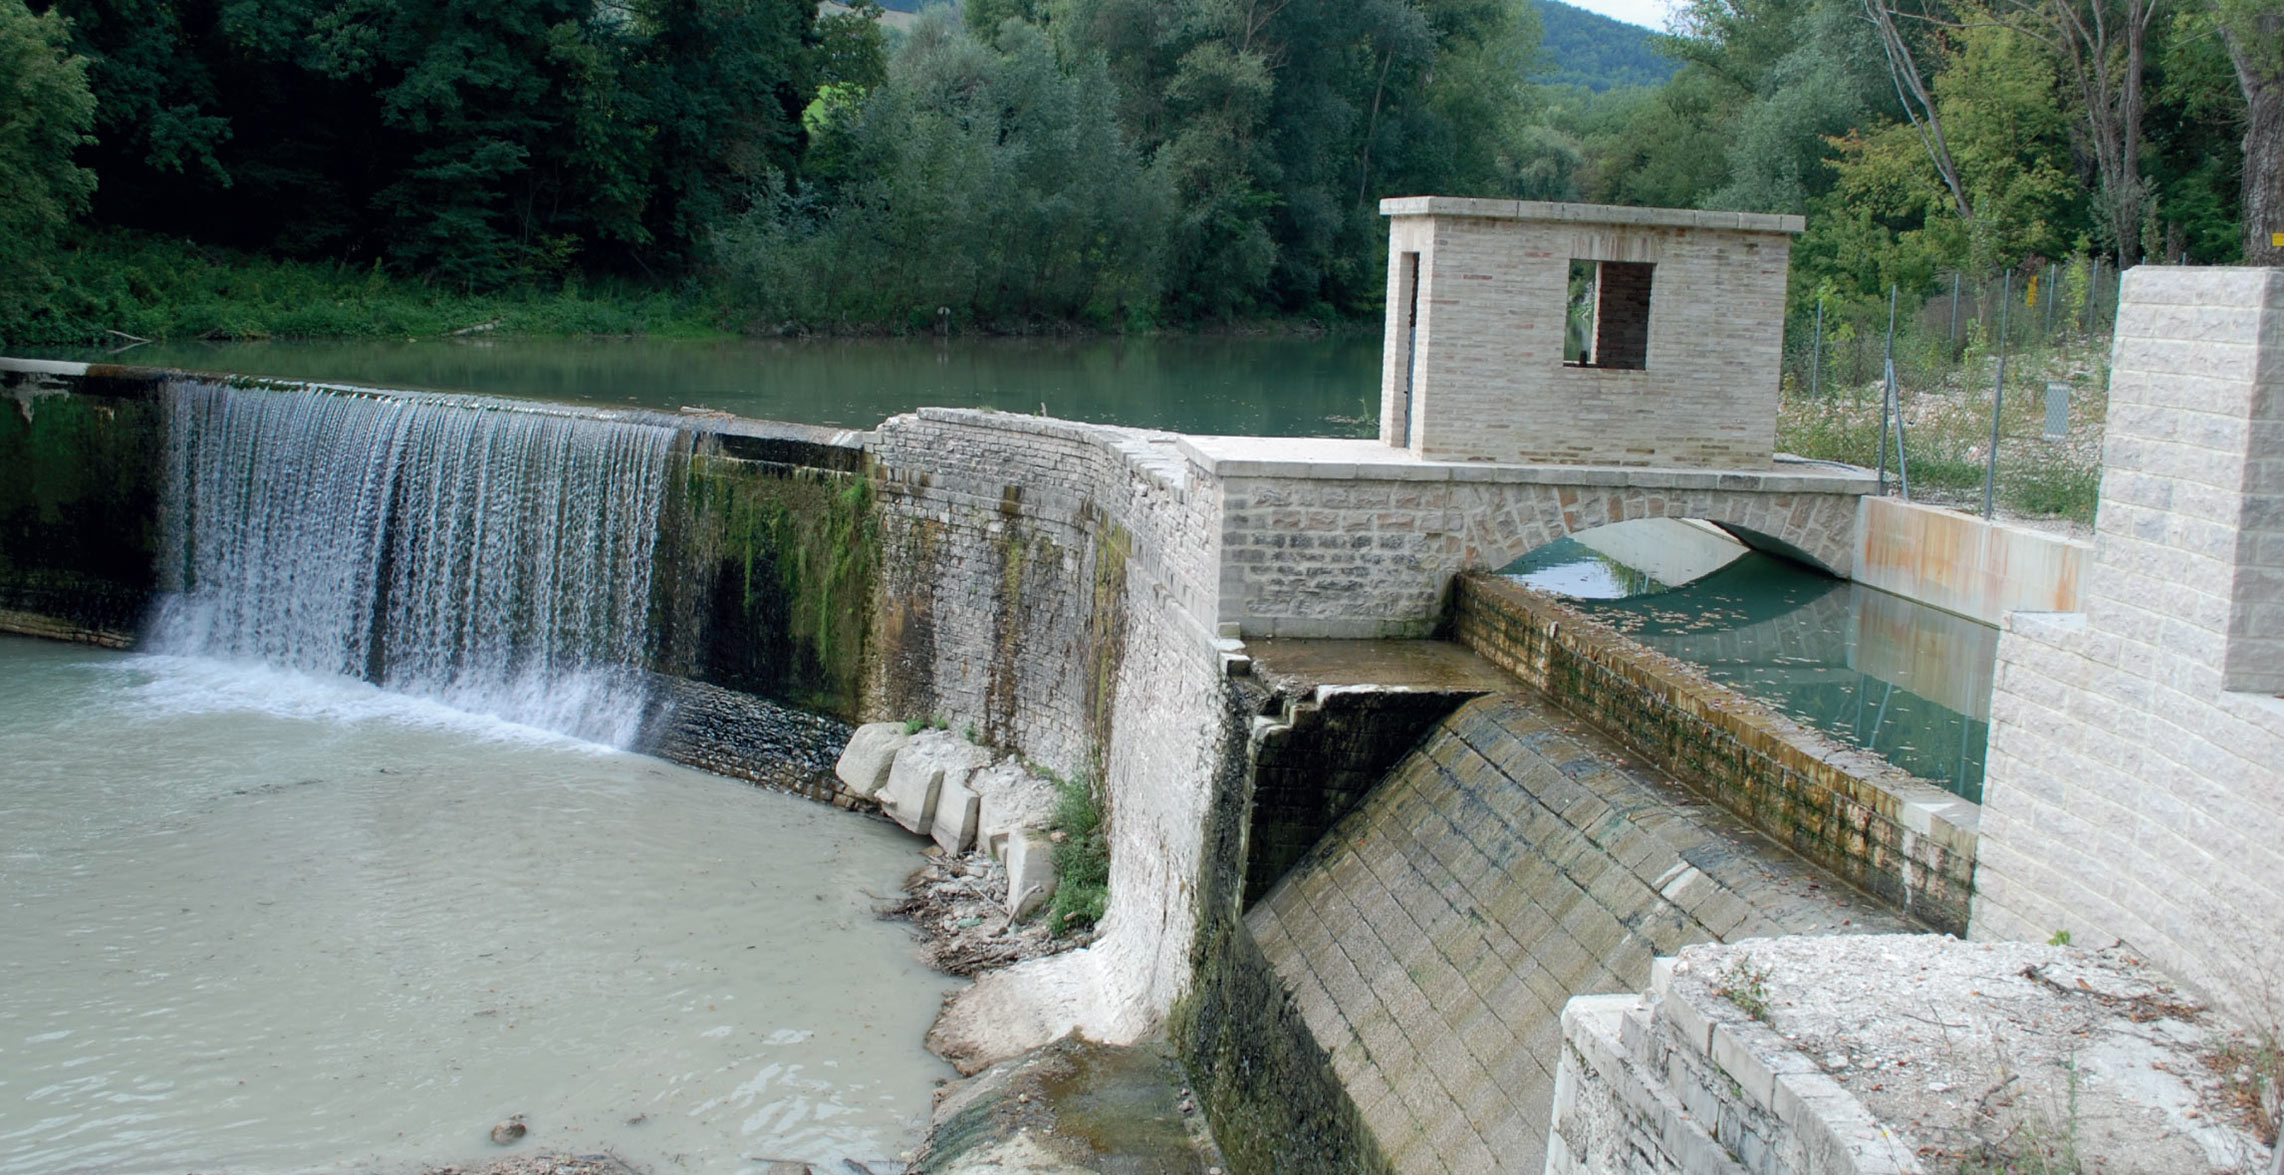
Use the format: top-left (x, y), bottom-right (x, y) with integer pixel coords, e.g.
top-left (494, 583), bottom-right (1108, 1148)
top-left (1502, 518), bottom-right (2000, 801)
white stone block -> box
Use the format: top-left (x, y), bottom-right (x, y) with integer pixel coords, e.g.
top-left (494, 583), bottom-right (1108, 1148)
top-left (931, 777), bottom-right (981, 854)
top-left (1005, 829), bottom-right (1057, 919)
top-left (971, 761), bottom-right (1060, 859)
top-left (834, 722), bottom-right (910, 798)
top-left (878, 730), bottom-right (992, 836)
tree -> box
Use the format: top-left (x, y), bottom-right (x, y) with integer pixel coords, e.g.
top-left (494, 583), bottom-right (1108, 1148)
top-left (2214, 0), bottom-right (2281, 262)
top-left (0, 0), bottom-right (95, 338)
top-left (1996, 0), bottom-right (2165, 266)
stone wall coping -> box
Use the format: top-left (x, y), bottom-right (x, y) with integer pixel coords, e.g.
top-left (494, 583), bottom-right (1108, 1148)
top-left (1378, 196), bottom-right (1806, 236)
top-left (1176, 434), bottom-right (1876, 493)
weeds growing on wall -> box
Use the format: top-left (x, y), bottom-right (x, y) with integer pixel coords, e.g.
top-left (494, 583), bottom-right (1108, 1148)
top-left (1046, 771), bottom-right (1109, 935)
top-left (679, 459), bottom-right (878, 715)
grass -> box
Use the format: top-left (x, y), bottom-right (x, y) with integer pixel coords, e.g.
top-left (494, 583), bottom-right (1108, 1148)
top-left (1045, 771), bottom-right (1109, 935)
top-left (1777, 338), bottom-right (2109, 527)
top-left (2, 230), bottom-right (728, 348)
top-left (1714, 958), bottom-right (1775, 1023)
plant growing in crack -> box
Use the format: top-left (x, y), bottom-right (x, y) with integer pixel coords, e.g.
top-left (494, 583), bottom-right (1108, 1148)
top-left (1714, 957), bottom-right (1775, 1023)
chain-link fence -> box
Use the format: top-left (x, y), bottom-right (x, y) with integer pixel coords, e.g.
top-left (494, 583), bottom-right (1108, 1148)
top-left (1777, 261), bottom-right (2128, 531)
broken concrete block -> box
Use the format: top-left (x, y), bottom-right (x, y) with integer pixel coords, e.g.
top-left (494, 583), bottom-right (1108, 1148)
top-left (971, 760), bottom-right (1060, 859)
top-left (1005, 829), bottom-right (1057, 919)
top-left (835, 722), bottom-right (911, 798)
top-left (879, 730), bottom-right (993, 837)
top-left (932, 777), bottom-right (982, 854)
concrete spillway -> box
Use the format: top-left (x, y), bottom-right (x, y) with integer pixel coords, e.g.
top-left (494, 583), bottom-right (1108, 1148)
top-left (1208, 691), bottom-right (1907, 1173)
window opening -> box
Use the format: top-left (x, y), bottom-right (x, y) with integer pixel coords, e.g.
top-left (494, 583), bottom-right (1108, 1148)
top-left (1564, 259), bottom-right (1653, 371)
top-left (1399, 251), bottom-right (1421, 446)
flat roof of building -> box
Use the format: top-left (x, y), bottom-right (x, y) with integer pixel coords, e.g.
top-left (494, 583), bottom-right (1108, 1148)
top-left (1378, 196), bottom-right (1804, 235)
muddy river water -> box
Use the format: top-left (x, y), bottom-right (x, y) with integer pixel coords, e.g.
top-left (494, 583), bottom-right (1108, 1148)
top-left (0, 636), bottom-right (952, 1175)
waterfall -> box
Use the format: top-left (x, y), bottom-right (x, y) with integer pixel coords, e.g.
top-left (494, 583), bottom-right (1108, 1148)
top-left (151, 379), bottom-right (681, 747)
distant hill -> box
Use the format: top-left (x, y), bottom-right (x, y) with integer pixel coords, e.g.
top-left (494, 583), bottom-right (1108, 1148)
top-left (1532, 0), bottom-right (1679, 92)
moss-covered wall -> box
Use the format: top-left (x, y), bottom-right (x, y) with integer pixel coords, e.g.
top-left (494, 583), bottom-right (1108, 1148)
top-left (654, 448), bottom-right (879, 720)
top-left (1172, 674), bottom-right (1392, 1175)
top-left (0, 375), bottom-right (167, 645)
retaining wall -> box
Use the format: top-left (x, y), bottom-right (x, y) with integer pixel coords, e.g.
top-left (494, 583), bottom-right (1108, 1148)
top-left (1853, 496), bottom-right (2090, 626)
top-left (0, 365), bottom-right (166, 646)
top-left (1451, 573), bottom-right (1977, 935)
top-left (867, 409), bottom-right (1254, 1054)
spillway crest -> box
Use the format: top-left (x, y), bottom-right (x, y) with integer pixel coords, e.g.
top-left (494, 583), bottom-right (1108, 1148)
top-left (151, 379), bottom-right (678, 745)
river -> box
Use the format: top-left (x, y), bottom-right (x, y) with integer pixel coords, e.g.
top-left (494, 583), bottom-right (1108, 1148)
top-left (30, 335), bottom-right (1385, 436)
top-left (0, 636), bottom-right (951, 1174)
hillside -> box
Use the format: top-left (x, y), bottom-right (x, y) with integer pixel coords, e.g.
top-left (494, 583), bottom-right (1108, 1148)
top-left (1532, 0), bottom-right (1679, 92)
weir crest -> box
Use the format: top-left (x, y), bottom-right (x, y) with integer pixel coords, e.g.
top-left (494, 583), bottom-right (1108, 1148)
top-left (150, 379), bottom-right (680, 747)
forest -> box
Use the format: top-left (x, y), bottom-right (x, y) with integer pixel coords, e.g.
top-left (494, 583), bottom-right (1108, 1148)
top-left (0, 0), bottom-right (2276, 344)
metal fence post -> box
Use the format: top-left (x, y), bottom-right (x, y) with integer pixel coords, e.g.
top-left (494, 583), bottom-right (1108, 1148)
top-left (1949, 272), bottom-right (1961, 352)
top-left (1810, 298), bottom-right (1824, 398)
top-left (1985, 270), bottom-right (2011, 519)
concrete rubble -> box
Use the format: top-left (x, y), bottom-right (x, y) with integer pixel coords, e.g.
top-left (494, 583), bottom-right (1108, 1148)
top-left (1553, 933), bottom-right (2278, 1174)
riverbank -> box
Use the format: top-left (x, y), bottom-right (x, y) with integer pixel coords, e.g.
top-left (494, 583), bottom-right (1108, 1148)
top-left (2, 231), bottom-right (1374, 351)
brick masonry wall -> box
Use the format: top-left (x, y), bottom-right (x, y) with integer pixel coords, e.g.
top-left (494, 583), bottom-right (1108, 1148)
top-left (1971, 268), bottom-right (2284, 1022)
top-left (1376, 201), bottom-right (1797, 468)
top-left (1452, 573), bottom-right (1978, 935)
top-left (1247, 694), bottom-right (1906, 1173)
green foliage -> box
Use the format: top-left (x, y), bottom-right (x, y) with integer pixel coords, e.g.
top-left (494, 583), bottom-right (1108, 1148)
top-left (1045, 771), bottom-right (1109, 934)
top-left (3, 229), bottom-right (719, 345)
top-left (0, 0), bottom-right (95, 344)
top-left (1714, 958), bottom-right (1775, 1022)
top-left (716, 13), bottom-right (1172, 330)
top-left (42, 0), bottom-right (815, 288)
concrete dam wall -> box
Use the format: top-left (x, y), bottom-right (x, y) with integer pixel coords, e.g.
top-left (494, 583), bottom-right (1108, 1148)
top-left (6, 358), bottom-right (1991, 1173)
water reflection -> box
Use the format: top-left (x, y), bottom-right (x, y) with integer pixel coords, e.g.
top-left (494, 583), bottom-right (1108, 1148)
top-left (1502, 525), bottom-right (1996, 802)
top-left (29, 335), bottom-right (1384, 437)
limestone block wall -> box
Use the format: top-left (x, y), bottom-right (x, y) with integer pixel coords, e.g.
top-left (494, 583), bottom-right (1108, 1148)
top-left (1552, 936), bottom-right (2270, 1174)
top-left (1243, 694), bottom-right (1905, 1172)
top-left (1452, 574), bottom-right (1978, 935)
top-left (867, 409), bottom-right (1246, 1048)
top-left (1972, 268), bottom-right (2284, 1023)
top-left (1376, 199), bottom-right (1801, 468)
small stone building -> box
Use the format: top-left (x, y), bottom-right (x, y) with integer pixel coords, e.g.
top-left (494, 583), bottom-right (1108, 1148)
top-left (1378, 198), bottom-right (1804, 468)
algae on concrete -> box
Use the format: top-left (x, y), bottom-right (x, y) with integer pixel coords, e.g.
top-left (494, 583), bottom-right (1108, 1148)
top-left (0, 382), bottom-right (166, 644)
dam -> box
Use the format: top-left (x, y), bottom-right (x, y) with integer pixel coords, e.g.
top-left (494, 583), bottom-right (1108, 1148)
top-left (4, 205), bottom-right (2280, 1174)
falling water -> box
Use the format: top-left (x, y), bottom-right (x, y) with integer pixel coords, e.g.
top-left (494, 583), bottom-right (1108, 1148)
top-left (150, 379), bottom-right (680, 746)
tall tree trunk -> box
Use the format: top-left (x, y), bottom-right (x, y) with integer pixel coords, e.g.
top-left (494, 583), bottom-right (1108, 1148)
top-left (2010, 0), bottom-right (2160, 266)
top-left (2219, 2), bottom-right (2283, 264)
top-left (1866, 0), bottom-right (1975, 223)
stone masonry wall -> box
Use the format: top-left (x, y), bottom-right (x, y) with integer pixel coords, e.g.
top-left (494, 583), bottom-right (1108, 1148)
top-left (868, 409), bottom-right (1246, 1046)
top-left (1377, 199), bottom-right (1800, 468)
top-left (1551, 936), bottom-right (2271, 1174)
top-left (1452, 573), bottom-right (1977, 935)
top-left (1972, 268), bottom-right (2284, 1024)
top-left (1247, 694), bottom-right (1904, 1172)
top-left (1188, 436), bottom-right (1870, 638)
top-left (1, 366), bottom-right (167, 646)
